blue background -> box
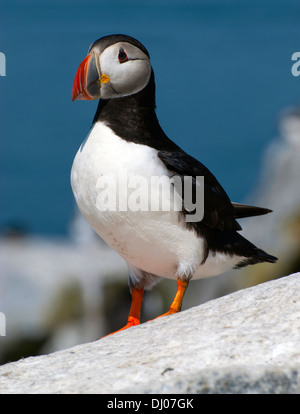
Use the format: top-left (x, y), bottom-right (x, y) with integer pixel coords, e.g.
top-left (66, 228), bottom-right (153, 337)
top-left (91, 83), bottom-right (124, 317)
top-left (1, 0), bottom-right (300, 235)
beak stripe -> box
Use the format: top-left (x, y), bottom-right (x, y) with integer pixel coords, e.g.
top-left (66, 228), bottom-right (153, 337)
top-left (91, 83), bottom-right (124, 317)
top-left (72, 54), bottom-right (94, 101)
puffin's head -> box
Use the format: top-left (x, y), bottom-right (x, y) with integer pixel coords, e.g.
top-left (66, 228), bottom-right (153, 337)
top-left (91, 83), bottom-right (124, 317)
top-left (72, 34), bottom-right (152, 101)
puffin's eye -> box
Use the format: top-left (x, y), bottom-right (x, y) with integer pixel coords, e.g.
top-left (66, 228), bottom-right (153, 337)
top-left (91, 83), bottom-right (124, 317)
top-left (118, 48), bottom-right (129, 63)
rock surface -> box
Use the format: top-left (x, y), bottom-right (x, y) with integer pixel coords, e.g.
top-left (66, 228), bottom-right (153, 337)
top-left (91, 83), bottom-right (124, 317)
top-left (0, 236), bottom-right (128, 361)
top-left (0, 272), bottom-right (299, 394)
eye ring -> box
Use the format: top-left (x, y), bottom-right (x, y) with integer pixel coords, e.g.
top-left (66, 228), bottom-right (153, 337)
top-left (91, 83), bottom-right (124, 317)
top-left (118, 48), bottom-right (129, 63)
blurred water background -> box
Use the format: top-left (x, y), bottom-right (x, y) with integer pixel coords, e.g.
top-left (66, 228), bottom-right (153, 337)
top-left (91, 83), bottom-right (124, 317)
top-left (1, 0), bottom-right (300, 365)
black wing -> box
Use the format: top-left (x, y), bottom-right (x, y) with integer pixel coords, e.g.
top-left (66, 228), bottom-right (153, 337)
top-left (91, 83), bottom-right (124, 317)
top-left (158, 150), bottom-right (240, 231)
top-left (158, 150), bottom-right (272, 232)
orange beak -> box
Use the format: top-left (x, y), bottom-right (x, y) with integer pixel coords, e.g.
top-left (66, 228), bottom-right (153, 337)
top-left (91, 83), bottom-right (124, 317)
top-left (72, 53), bottom-right (101, 101)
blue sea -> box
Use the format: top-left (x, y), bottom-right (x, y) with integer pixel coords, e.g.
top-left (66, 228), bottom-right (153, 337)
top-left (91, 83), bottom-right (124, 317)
top-left (1, 0), bottom-right (300, 235)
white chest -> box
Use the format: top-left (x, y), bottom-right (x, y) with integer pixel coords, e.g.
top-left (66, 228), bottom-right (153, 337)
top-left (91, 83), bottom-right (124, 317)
top-left (71, 122), bottom-right (170, 223)
top-left (70, 122), bottom-right (205, 278)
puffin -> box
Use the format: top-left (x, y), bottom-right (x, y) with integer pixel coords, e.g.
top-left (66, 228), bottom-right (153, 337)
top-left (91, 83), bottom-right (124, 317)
top-left (71, 34), bottom-right (277, 336)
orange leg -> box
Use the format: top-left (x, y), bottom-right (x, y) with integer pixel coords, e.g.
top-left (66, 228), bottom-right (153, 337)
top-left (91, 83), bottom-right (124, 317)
top-left (103, 287), bottom-right (144, 337)
top-left (155, 278), bottom-right (189, 318)
top-left (103, 278), bottom-right (188, 338)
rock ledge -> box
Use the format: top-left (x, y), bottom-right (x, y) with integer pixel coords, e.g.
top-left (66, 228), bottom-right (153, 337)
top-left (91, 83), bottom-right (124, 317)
top-left (0, 273), bottom-right (299, 394)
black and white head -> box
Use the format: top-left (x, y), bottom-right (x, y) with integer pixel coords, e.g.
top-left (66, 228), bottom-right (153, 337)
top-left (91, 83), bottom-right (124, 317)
top-left (72, 34), bottom-right (152, 101)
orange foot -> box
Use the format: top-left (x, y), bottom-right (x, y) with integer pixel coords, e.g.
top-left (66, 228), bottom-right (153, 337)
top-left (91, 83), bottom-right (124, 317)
top-left (102, 287), bottom-right (144, 337)
top-left (102, 278), bottom-right (189, 337)
top-left (153, 278), bottom-right (189, 319)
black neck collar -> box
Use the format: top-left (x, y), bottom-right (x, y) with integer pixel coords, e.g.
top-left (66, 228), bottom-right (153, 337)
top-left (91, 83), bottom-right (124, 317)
top-left (92, 70), bottom-right (179, 152)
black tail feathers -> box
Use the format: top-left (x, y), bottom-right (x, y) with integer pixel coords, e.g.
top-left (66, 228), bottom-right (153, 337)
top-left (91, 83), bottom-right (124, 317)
top-left (234, 246), bottom-right (278, 269)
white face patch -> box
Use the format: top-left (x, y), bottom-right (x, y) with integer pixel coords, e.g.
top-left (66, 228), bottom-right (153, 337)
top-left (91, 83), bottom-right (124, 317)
top-left (98, 42), bottom-right (151, 99)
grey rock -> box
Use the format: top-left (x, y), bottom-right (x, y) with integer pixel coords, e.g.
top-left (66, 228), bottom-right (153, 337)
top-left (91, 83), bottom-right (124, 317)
top-left (0, 272), bottom-right (299, 394)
